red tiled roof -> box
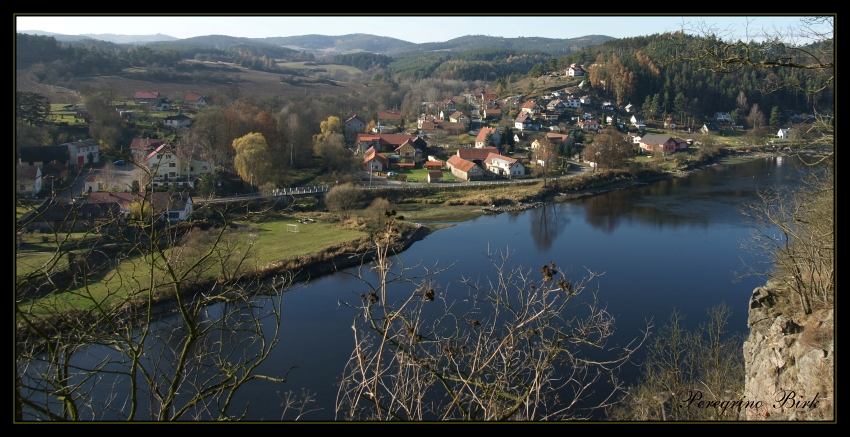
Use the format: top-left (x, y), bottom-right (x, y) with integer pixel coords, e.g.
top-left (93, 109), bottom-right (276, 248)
top-left (447, 155), bottom-right (478, 173)
top-left (85, 191), bottom-right (137, 207)
top-left (346, 114), bottom-right (366, 124)
top-left (358, 134), bottom-right (424, 147)
top-left (134, 91), bottom-right (160, 99)
top-left (521, 101), bottom-right (538, 108)
top-left (458, 147), bottom-right (498, 161)
top-left (378, 110), bottom-right (402, 120)
top-left (425, 161), bottom-right (442, 169)
top-left (475, 127), bottom-right (498, 143)
top-left (184, 93), bottom-right (203, 102)
top-left (428, 171), bottom-right (443, 179)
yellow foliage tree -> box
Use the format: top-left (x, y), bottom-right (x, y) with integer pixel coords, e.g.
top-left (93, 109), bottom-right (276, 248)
top-left (233, 132), bottom-right (272, 187)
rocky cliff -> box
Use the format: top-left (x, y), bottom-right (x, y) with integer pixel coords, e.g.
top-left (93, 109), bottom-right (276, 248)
top-left (742, 282), bottom-right (834, 420)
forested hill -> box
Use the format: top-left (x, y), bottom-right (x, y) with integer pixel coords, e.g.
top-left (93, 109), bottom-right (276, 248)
top-left (260, 34), bottom-right (414, 53)
top-left (409, 35), bottom-right (613, 55)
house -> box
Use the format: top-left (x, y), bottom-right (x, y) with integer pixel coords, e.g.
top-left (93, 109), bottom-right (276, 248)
top-left (531, 133), bottom-right (568, 150)
top-left (141, 143), bottom-right (214, 187)
top-left (18, 145), bottom-right (70, 167)
top-left (134, 91), bottom-right (161, 105)
top-left (624, 103), bottom-right (635, 113)
top-left (578, 121), bottom-right (600, 131)
top-left (84, 175), bottom-right (102, 193)
top-left (457, 146), bottom-right (498, 164)
top-left (514, 132), bottom-right (533, 147)
top-left (41, 161), bottom-right (69, 184)
top-left (483, 108), bottom-right (502, 120)
top-left (546, 100), bottom-right (566, 114)
top-left (130, 138), bottom-right (170, 162)
top-left (446, 155), bottom-right (484, 181)
top-left (63, 139), bottom-right (100, 167)
top-left (449, 111), bottom-right (470, 125)
top-left (17, 164), bottom-right (42, 196)
top-left (664, 117), bottom-right (677, 129)
top-left (600, 101), bottom-right (615, 111)
top-left (151, 99), bottom-right (172, 111)
top-left (580, 95), bottom-right (592, 105)
top-left (475, 127), bottom-right (501, 148)
top-left (163, 114), bottom-right (191, 129)
top-left (521, 101), bottom-right (541, 115)
top-left (427, 171), bottom-right (442, 183)
top-left (540, 112), bottom-right (559, 122)
top-left (425, 160), bottom-right (443, 171)
top-left (378, 110), bottom-right (403, 125)
top-left (394, 140), bottom-right (420, 158)
top-left (183, 93), bottom-right (207, 108)
top-left (441, 99), bottom-right (456, 110)
top-left (363, 146), bottom-right (388, 172)
top-left (515, 112), bottom-right (534, 131)
top-left (18, 198), bottom-right (122, 232)
top-left (630, 114), bottom-right (646, 129)
top-left (345, 114), bottom-right (367, 133)
top-left (715, 112), bottom-right (733, 123)
top-left (484, 153), bottom-right (525, 178)
top-left (701, 123), bottom-right (721, 134)
top-left (482, 93), bottom-right (497, 102)
top-left (357, 134), bottom-right (427, 153)
top-left (777, 128), bottom-right (793, 139)
top-left (150, 192), bottom-right (193, 222)
top-left (86, 191), bottom-right (137, 217)
top-left (567, 63), bottom-right (585, 77)
top-left (560, 96), bottom-right (581, 108)
top-left (638, 134), bottom-right (679, 154)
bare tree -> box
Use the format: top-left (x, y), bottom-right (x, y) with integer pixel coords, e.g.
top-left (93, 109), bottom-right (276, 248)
top-left (15, 174), bottom-right (297, 420)
top-left (738, 165), bottom-right (834, 314)
top-left (335, 213), bottom-right (650, 420)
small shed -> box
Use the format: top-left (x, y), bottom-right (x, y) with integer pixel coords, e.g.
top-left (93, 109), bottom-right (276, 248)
top-left (427, 171), bottom-right (442, 183)
top-left (425, 161), bottom-right (443, 170)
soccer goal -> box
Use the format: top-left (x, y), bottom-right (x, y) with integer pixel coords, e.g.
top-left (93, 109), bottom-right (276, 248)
top-left (287, 224), bottom-right (299, 233)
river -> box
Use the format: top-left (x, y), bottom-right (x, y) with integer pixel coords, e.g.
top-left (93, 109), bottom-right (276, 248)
top-left (28, 155), bottom-right (808, 421)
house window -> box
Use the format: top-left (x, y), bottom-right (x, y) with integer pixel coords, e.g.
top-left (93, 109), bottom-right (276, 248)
top-left (165, 155), bottom-right (171, 159)
top-left (169, 172), bottom-right (177, 177)
top-left (169, 163), bottom-right (176, 167)
top-left (168, 212), bottom-right (180, 219)
top-left (202, 166), bottom-right (207, 171)
top-left (157, 154), bottom-right (162, 159)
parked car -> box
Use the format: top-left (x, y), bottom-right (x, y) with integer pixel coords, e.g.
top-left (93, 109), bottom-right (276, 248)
top-left (386, 171), bottom-right (397, 177)
top-left (113, 160), bottom-right (126, 165)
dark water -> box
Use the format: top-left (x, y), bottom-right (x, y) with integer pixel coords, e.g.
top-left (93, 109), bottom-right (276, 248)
top-left (40, 156), bottom-right (809, 421)
top-left (234, 155), bottom-right (806, 420)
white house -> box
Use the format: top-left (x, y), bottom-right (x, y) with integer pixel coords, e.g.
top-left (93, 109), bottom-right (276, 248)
top-left (715, 112), bottom-right (733, 122)
top-left (484, 153), bottom-right (525, 178)
top-left (17, 164), bottom-right (42, 196)
top-left (777, 128), bottom-right (793, 139)
top-left (183, 93), bottom-right (207, 108)
top-left (163, 114), bottom-right (192, 129)
top-left (475, 127), bottom-right (501, 148)
top-left (567, 63), bottom-right (585, 77)
top-left (63, 139), bottom-right (100, 167)
top-left (515, 112), bottom-right (533, 131)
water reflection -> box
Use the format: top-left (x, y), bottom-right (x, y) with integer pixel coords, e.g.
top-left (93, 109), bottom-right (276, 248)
top-left (528, 204), bottom-right (571, 251)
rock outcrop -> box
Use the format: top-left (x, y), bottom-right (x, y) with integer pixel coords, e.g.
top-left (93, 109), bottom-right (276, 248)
top-left (742, 283), bottom-right (834, 420)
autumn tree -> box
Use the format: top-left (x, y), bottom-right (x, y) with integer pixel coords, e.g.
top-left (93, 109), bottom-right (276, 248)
top-left (583, 127), bottom-right (633, 170)
top-left (232, 132), bottom-right (272, 187)
top-left (533, 138), bottom-right (557, 187)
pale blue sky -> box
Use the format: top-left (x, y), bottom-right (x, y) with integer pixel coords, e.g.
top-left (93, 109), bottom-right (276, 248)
top-left (16, 15), bottom-right (819, 44)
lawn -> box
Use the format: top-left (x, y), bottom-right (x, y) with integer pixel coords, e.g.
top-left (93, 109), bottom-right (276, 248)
top-left (237, 219), bottom-right (368, 268)
top-left (396, 168), bottom-right (455, 183)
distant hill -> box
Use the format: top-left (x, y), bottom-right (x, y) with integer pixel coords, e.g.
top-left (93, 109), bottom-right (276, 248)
top-left (258, 34), bottom-right (414, 54)
top-left (16, 30), bottom-right (177, 44)
top-left (407, 35), bottom-right (614, 55)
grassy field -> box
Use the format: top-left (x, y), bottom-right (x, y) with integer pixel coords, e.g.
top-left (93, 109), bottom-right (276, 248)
top-left (395, 204), bottom-right (484, 223)
top-left (395, 168), bottom-right (455, 182)
top-left (277, 61), bottom-right (362, 75)
top-left (247, 219), bottom-right (367, 267)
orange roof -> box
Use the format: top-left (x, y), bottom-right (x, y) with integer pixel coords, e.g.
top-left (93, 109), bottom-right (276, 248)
top-left (475, 127), bottom-right (498, 143)
top-left (521, 101), bottom-right (538, 108)
top-left (448, 155), bottom-right (478, 173)
top-left (425, 161), bottom-right (442, 169)
top-left (184, 93), bottom-right (203, 102)
top-left (458, 147), bottom-right (498, 161)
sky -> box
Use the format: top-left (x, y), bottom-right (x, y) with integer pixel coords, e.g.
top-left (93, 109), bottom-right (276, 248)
top-left (15, 15), bottom-right (820, 44)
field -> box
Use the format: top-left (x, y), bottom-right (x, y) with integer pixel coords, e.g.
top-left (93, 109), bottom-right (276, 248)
top-left (247, 219), bottom-right (367, 267)
top-left (17, 61), bottom-right (366, 103)
top-left (277, 61), bottom-right (362, 75)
